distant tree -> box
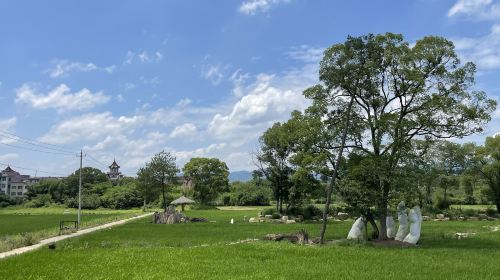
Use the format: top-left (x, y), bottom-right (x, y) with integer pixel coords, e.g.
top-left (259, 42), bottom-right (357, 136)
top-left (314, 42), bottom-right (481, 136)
top-left (26, 179), bottom-right (66, 203)
top-left (256, 122), bottom-right (296, 213)
top-left (65, 167), bottom-right (108, 198)
top-left (183, 158), bottom-right (229, 205)
top-left (137, 151), bottom-right (179, 211)
top-left (473, 135), bottom-right (500, 213)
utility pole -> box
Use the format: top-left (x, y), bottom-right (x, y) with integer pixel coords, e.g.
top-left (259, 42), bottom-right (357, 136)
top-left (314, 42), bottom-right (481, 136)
top-left (77, 150), bottom-right (83, 228)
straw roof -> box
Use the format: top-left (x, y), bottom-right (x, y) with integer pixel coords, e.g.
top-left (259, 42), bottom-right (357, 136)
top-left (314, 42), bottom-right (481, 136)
top-left (170, 196), bottom-right (195, 205)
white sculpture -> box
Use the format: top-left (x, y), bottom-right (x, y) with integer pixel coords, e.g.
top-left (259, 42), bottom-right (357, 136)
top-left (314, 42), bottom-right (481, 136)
top-left (395, 201), bottom-right (409, 241)
top-left (386, 216), bottom-right (396, 239)
top-left (403, 206), bottom-right (422, 244)
top-left (347, 217), bottom-right (366, 240)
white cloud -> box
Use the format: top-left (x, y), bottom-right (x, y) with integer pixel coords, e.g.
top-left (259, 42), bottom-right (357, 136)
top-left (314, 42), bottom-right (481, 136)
top-left (40, 112), bottom-right (143, 144)
top-left (140, 76), bottom-right (161, 87)
top-left (169, 123), bottom-right (197, 138)
top-left (202, 64), bottom-right (225, 85)
top-left (47, 60), bottom-right (115, 78)
top-left (287, 45), bottom-right (325, 63)
top-left (36, 46), bottom-right (320, 172)
top-left (176, 98), bottom-right (192, 107)
top-left (0, 153), bottom-right (19, 162)
top-left (448, 0), bottom-right (500, 20)
top-left (0, 117), bottom-right (17, 144)
top-left (453, 24), bottom-right (500, 69)
top-left (15, 84), bottom-right (110, 113)
top-left (124, 50), bottom-right (163, 65)
top-left (239, 0), bottom-right (290, 15)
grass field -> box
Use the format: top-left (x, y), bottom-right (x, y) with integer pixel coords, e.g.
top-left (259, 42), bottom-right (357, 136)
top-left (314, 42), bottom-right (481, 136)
top-left (0, 207), bottom-right (145, 252)
top-left (1, 208), bottom-right (500, 279)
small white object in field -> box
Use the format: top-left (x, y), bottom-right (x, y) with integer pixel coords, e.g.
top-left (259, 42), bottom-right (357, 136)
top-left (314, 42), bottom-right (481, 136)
top-left (230, 218), bottom-right (234, 224)
top-left (386, 216), bottom-right (396, 239)
top-left (347, 217), bottom-right (366, 239)
top-left (403, 206), bottom-right (422, 244)
top-left (395, 201), bottom-right (409, 241)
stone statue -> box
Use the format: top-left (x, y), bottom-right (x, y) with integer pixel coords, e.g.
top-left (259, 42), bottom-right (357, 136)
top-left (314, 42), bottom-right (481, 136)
top-left (403, 206), bottom-right (422, 244)
top-left (386, 216), bottom-right (396, 239)
top-left (395, 201), bottom-right (409, 241)
top-left (347, 217), bottom-right (366, 240)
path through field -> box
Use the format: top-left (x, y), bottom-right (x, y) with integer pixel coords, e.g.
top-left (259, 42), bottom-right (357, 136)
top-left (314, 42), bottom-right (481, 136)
top-left (0, 212), bottom-right (153, 260)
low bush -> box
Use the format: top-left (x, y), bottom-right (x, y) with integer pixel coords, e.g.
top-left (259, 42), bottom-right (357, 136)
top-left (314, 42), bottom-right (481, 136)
top-left (271, 213), bottom-right (281, 219)
top-left (435, 196), bottom-right (451, 210)
top-left (287, 205), bottom-right (322, 220)
top-left (228, 181), bottom-right (271, 206)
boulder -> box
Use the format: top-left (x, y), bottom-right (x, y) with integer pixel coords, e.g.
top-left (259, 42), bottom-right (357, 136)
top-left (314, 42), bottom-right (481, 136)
top-left (337, 212), bottom-right (349, 220)
top-left (478, 214), bottom-right (488, 220)
top-left (422, 215), bottom-right (431, 221)
top-left (265, 215), bottom-right (273, 219)
top-left (436, 214), bottom-right (445, 220)
top-left (286, 220), bottom-right (296, 224)
top-left (282, 216), bottom-right (288, 222)
top-left (249, 217), bottom-right (257, 223)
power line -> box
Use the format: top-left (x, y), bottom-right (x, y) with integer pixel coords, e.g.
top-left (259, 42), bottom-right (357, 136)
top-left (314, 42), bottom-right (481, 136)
top-left (0, 130), bottom-right (78, 153)
top-left (0, 142), bottom-right (77, 156)
top-left (0, 132), bottom-right (75, 154)
top-left (0, 162), bottom-right (67, 177)
top-left (84, 153), bottom-right (108, 169)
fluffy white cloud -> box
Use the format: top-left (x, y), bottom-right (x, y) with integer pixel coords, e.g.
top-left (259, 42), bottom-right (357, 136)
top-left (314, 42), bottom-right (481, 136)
top-left (36, 46), bottom-right (320, 173)
top-left (15, 84), bottom-right (110, 113)
top-left (40, 112), bottom-right (143, 144)
top-left (169, 123), bottom-right (197, 138)
top-left (453, 24), bottom-right (500, 69)
top-left (239, 0), bottom-right (290, 15)
top-left (209, 52), bottom-right (318, 140)
top-left (448, 0), bottom-right (500, 20)
top-left (47, 60), bottom-right (115, 78)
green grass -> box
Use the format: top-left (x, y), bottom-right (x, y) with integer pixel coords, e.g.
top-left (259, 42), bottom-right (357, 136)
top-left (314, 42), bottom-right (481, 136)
top-left (1, 208), bottom-right (500, 279)
top-left (0, 206), bottom-right (145, 252)
top-left (450, 204), bottom-right (496, 211)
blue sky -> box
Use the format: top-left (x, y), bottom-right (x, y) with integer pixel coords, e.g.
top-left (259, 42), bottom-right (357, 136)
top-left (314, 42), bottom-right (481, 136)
top-left (0, 0), bottom-right (499, 176)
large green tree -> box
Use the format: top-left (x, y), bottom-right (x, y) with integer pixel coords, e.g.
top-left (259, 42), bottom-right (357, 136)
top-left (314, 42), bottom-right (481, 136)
top-left (183, 158), bottom-right (229, 205)
top-left (474, 135), bottom-right (500, 212)
top-left (302, 33), bottom-right (496, 240)
top-left (137, 151), bottom-right (179, 211)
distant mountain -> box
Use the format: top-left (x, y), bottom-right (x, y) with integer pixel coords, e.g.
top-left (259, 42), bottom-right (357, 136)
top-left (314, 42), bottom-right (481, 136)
top-left (229, 171), bottom-right (252, 182)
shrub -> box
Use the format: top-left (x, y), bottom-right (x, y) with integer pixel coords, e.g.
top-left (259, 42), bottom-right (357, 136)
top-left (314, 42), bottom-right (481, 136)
top-left (287, 205), bottom-right (322, 220)
top-left (65, 193), bottom-right (101, 209)
top-left (228, 181), bottom-right (271, 206)
top-left (435, 196), bottom-right (451, 210)
top-left (271, 213), bottom-right (281, 219)
top-left (101, 184), bottom-right (142, 209)
top-left (486, 207), bottom-right (497, 216)
top-left (262, 208), bottom-right (277, 216)
top-left (24, 194), bottom-right (52, 208)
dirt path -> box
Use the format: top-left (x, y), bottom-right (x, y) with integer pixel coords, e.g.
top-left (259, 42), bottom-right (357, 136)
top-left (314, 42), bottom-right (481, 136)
top-left (0, 212), bottom-right (153, 260)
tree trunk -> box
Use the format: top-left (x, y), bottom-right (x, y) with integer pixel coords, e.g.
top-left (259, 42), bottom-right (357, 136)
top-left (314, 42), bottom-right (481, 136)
top-left (162, 186), bottom-right (167, 212)
top-left (496, 194), bottom-right (500, 214)
top-left (367, 215), bottom-right (379, 239)
top-left (319, 97), bottom-right (355, 244)
top-left (378, 184), bottom-right (389, 241)
top-left (143, 198), bottom-right (146, 211)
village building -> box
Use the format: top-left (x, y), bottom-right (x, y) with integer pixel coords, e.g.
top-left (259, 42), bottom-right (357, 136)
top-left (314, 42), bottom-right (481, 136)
top-left (107, 159), bottom-right (124, 180)
top-left (0, 166), bottom-right (52, 198)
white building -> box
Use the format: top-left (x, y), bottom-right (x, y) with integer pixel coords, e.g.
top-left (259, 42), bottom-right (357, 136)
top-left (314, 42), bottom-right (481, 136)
top-left (0, 166), bottom-right (43, 198)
